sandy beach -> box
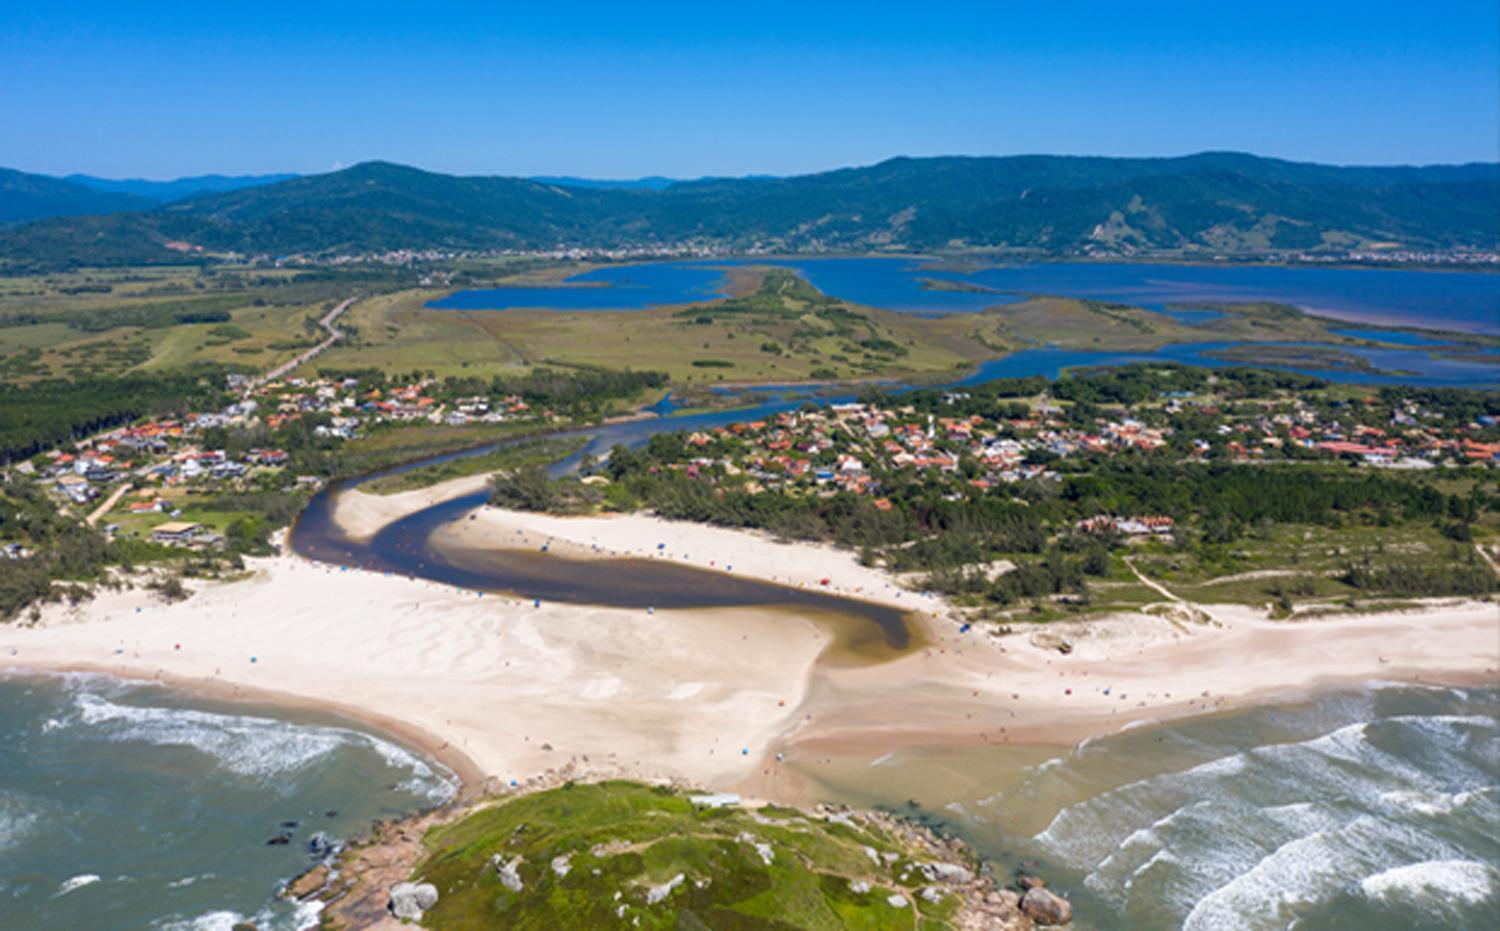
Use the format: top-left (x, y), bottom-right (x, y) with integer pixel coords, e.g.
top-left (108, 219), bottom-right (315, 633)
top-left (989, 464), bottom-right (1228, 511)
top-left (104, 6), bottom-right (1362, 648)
top-left (4, 487), bottom-right (1497, 806)
top-left (337, 481), bottom-right (925, 610)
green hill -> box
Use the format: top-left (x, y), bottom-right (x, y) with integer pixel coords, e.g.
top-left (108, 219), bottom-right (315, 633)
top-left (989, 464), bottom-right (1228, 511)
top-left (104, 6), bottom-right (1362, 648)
top-left (3, 153), bottom-right (1496, 267)
top-left (0, 168), bottom-right (155, 225)
top-left (311, 781), bottom-right (1042, 930)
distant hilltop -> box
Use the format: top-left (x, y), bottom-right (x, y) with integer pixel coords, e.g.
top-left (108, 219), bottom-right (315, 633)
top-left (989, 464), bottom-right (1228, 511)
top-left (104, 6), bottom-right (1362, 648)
top-left (64, 172), bottom-right (301, 203)
top-left (1, 152), bottom-right (1496, 268)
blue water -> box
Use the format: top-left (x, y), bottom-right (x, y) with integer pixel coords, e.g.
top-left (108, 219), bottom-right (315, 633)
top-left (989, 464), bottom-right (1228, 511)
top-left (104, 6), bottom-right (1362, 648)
top-left (1330, 328), bottom-right (1451, 348)
top-left (903, 261), bottom-right (1500, 334)
top-left (428, 262), bottom-right (729, 310)
top-left (0, 673), bottom-right (455, 930)
top-left (1153, 307), bottom-right (1229, 325)
top-left (952, 341), bottom-right (1500, 389)
top-left (431, 257), bottom-right (1500, 335)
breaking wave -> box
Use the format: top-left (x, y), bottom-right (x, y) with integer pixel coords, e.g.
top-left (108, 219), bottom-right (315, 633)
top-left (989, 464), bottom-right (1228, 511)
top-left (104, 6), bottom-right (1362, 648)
top-left (157, 898), bottom-right (324, 931)
top-left (54, 873), bottom-right (101, 897)
top-left (1017, 690), bottom-right (1499, 928)
top-left (1359, 859), bottom-right (1498, 905)
top-left (70, 691), bottom-right (454, 801)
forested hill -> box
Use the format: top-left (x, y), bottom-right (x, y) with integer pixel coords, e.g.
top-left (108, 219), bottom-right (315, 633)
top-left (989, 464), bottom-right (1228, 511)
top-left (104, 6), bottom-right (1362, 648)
top-left (3, 152), bottom-right (1497, 267)
top-left (0, 168), bottom-right (155, 226)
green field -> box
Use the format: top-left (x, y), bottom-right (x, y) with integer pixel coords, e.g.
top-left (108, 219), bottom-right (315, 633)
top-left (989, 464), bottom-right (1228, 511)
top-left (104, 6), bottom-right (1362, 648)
top-left (315, 269), bottom-right (980, 384)
top-left (0, 265), bottom-right (367, 381)
top-left (1, 259), bottom-right (1467, 390)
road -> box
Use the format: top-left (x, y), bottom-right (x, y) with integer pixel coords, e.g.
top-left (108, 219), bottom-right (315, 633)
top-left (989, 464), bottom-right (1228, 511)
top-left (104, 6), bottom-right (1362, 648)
top-left (254, 296), bottom-right (355, 387)
top-left (65, 296), bottom-right (354, 527)
top-left (85, 481), bottom-right (133, 526)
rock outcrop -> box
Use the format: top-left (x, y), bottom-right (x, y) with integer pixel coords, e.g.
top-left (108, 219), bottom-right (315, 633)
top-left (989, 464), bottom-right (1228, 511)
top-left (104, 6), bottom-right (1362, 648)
top-left (919, 861), bottom-right (975, 884)
top-left (388, 881), bottom-right (439, 920)
top-left (492, 854), bottom-right (524, 892)
top-left (1020, 886), bottom-right (1074, 926)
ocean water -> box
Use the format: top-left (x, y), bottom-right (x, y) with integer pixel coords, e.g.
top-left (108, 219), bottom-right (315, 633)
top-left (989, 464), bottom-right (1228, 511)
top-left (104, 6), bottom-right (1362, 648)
top-left (0, 673), bottom-right (455, 930)
top-left (430, 257), bottom-right (1500, 336)
top-left (800, 685), bottom-right (1500, 930)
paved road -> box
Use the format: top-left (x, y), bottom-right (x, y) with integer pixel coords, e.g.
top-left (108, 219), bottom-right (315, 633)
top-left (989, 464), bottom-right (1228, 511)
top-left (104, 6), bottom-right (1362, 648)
top-left (254, 296), bottom-right (355, 386)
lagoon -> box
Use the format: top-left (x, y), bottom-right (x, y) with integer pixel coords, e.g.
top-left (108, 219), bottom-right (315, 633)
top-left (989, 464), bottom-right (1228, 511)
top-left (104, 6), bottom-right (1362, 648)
top-left (432, 257), bottom-right (1500, 335)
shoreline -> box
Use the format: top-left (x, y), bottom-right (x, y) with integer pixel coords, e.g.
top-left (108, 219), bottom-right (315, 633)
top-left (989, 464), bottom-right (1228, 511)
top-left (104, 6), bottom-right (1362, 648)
top-left (4, 480), bottom-right (1497, 822)
top-left (0, 660), bottom-right (488, 800)
top-left (334, 475), bottom-right (941, 611)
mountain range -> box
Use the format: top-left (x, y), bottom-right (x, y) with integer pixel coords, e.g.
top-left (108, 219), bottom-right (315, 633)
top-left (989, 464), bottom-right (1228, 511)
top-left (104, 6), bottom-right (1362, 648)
top-left (1, 153), bottom-right (1495, 268)
top-left (0, 169), bottom-right (156, 225)
top-left (64, 173), bottom-right (301, 203)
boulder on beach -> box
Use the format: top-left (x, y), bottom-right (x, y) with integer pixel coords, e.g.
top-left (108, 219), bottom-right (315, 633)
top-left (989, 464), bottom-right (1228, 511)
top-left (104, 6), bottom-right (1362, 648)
top-left (1020, 886), bottom-right (1073, 925)
top-left (389, 881), bottom-right (439, 920)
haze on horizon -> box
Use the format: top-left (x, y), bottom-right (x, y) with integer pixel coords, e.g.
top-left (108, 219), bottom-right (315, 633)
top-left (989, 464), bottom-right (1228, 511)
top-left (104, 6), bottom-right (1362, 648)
top-left (2, 0), bottom-right (1497, 180)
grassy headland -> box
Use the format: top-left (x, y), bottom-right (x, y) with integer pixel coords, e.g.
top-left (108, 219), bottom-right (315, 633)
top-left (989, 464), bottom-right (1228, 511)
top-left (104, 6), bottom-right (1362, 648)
top-left (307, 780), bottom-right (1042, 930)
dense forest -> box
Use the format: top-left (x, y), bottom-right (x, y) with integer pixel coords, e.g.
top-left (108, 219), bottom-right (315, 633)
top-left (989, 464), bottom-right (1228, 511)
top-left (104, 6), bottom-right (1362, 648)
top-left (0, 369), bottom-right (231, 462)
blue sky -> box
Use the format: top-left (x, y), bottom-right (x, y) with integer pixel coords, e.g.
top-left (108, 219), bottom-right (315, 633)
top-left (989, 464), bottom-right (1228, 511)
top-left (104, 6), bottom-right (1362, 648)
top-left (3, 1), bottom-right (1496, 179)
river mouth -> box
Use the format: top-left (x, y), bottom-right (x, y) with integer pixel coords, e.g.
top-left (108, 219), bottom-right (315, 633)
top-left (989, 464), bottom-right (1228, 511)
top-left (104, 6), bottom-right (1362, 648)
top-left (290, 479), bottom-right (923, 664)
top-left (426, 539), bottom-right (922, 660)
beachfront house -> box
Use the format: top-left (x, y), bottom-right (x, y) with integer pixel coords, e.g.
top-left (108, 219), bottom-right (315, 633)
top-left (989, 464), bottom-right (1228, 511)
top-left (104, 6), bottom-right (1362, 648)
top-left (151, 521), bottom-right (203, 546)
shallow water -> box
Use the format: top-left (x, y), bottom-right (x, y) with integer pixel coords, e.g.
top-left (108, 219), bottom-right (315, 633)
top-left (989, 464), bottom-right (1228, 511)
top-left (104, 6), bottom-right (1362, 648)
top-left (954, 340), bottom-right (1500, 388)
top-left (797, 684), bottom-right (1500, 930)
top-left (290, 474), bottom-right (919, 658)
top-left (431, 257), bottom-right (1500, 335)
top-left (0, 673), bottom-right (455, 930)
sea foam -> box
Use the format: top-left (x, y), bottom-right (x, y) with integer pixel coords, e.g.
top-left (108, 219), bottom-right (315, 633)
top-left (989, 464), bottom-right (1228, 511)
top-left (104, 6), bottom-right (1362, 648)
top-left (53, 874), bottom-right (101, 897)
top-left (1029, 703), bottom-right (1499, 928)
top-left (1359, 859), bottom-right (1498, 905)
top-left (69, 691), bottom-right (454, 800)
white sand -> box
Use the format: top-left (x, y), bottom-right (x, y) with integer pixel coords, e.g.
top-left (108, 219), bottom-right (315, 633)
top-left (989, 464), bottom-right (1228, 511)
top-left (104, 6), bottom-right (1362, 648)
top-left (426, 491), bottom-right (927, 610)
top-left (335, 479), bottom-right (927, 609)
top-left (3, 555), bottom-right (829, 791)
top-left (5, 488), bottom-right (1496, 803)
top-left (747, 597), bottom-right (1500, 801)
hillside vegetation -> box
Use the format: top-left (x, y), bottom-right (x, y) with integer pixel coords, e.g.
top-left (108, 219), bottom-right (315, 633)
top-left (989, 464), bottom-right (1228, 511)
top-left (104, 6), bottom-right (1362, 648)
top-left (3, 153), bottom-right (1496, 267)
top-left (0, 168), bottom-right (154, 225)
top-left (332, 780), bottom-right (1024, 930)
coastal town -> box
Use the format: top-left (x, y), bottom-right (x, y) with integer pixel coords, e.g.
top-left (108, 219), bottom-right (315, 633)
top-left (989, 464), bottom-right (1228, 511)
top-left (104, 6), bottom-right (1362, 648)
top-left (4, 366), bottom-right (1497, 568)
top-left (6, 371), bottom-right (554, 553)
top-left (621, 377), bottom-right (1500, 509)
